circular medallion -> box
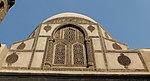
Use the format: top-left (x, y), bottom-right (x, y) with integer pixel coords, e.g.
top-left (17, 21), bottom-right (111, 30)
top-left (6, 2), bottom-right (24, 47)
top-left (118, 53), bottom-right (131, 66)
top-left (6, 53), bottom-right (18, 64)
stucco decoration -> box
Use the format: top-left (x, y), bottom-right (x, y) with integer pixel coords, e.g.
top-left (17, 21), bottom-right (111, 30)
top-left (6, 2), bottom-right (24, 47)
top-left (6, 53), bottom-right (18, 65)
top-left (87, 25), bottom-right (95, 32)
top-left (17, 42), bottom-right (26, 50)
top-left (118, 53), bottom-right (131, 68)
top-left (44, 25), bottom-right (52, 32)
top-left (112, 43), bottom-right (122, 50)
top-left (43, 12), bottom-right (97, 23)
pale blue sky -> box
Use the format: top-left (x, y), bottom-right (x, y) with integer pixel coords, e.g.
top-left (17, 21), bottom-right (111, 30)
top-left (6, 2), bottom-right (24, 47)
top-left (0, 0), bottom-right (150, 49)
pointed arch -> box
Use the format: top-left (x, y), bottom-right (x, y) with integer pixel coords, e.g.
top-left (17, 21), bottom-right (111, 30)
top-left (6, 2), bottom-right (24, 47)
top-left (51, 23), bottom-right (89, 40)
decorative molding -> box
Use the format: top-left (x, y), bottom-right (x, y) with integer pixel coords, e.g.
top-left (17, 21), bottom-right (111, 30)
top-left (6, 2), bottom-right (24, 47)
top-left (43, 17), bottom-right (96, 25)
top-left (85, 39), bottom-right (94, 68)
top-left (107, 50), bottom-right (138, 53)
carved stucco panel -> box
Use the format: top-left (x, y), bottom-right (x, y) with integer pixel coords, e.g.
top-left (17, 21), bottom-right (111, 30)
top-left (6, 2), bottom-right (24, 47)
top-left (2, 52), bottom-right (32, 68)
top-left (79, 24), bottom-right (99, 36)
top-left (104, 39), bottom-right (128, 50)
top-left (39, 24), bottom-right (60, 36)
top-left (10, 38), bottom-right (34, 50)
top-left (106, 53), bottom-right (127, 69)
top-left (106, 53), bottom-right (145, 70)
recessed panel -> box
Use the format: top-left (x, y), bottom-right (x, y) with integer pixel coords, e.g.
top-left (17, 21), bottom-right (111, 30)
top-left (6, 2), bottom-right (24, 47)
top-left (106, 53), bottom-right (145, 70)
top-left (105, 39), bottom-right (128, 50)
top-left (94, 53), bottom-right (106, 69)
top-left (36, 37), bottom-right (47, 50)
top-left (31, 52), bottom-right (44, 68)
top-left (92, 38), bottom-right (102, 50)
top-left (2, 52), bottom-right (32, 68)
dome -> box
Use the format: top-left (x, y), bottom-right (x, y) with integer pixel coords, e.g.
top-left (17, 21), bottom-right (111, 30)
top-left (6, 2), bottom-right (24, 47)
top-left (42, 12), bottom-right (97, 23)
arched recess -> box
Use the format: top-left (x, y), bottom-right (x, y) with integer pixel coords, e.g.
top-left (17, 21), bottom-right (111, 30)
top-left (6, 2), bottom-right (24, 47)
top-left (43, 24), bottom-right (95, 69)
top-left (51, 24), bottom-right (89, 40)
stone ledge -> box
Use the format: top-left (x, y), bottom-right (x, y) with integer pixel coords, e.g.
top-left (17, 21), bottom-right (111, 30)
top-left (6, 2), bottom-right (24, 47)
top-left (0, 72), bottom-right (150, 81)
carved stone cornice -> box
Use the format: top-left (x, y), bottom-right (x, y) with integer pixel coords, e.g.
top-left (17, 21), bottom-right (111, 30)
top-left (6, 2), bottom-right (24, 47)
top-left (43, 17), bottom-right (96, 25)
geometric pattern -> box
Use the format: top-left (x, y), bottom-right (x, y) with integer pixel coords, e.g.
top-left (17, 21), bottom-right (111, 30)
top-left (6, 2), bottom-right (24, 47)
top-left (44, 25), bottom-right (51, 32)
top-left (54, 43), bottom-right (65, 65)
top-left (64, 28), bottom-right (75, 42)
top-left (73, 43), bottom-right (84, 65)
top-left (87, 25), bottom-right (95, 32)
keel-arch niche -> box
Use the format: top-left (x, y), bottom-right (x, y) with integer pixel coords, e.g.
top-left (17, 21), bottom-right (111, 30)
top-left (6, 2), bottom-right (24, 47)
top-left (53, 24), bottom-right (87, 67)
top-left (44, 24), bottom-right (95, 68)
top-left (51, 24), bottom-right (88, 40)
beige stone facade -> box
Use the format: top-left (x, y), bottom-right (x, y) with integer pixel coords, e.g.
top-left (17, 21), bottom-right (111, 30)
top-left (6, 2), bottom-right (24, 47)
top-left (0, 0), bottom-right (15, 22)
top-left (0, 12), bottom-right (150, 74)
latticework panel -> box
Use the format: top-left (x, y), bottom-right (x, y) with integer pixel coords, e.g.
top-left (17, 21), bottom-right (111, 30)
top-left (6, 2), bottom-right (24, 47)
top-left (54, 43), bottom-right (66, 65)
top-left (64, 28), bottom-right (75, 42)
top-left (73, 43), bottom-right (84, 65)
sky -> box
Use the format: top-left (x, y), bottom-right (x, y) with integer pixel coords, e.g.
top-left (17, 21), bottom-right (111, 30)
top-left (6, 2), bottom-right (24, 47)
top-left (0, 0), bottom-right (150, 49)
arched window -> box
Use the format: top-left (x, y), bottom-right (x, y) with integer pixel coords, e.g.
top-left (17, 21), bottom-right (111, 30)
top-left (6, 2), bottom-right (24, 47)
top-left (73, 43), bottom-right (85, 65)
top-left (54, 43), bottom-right (66, 65)
top-left (52, 25), bottom-right (87, 67)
